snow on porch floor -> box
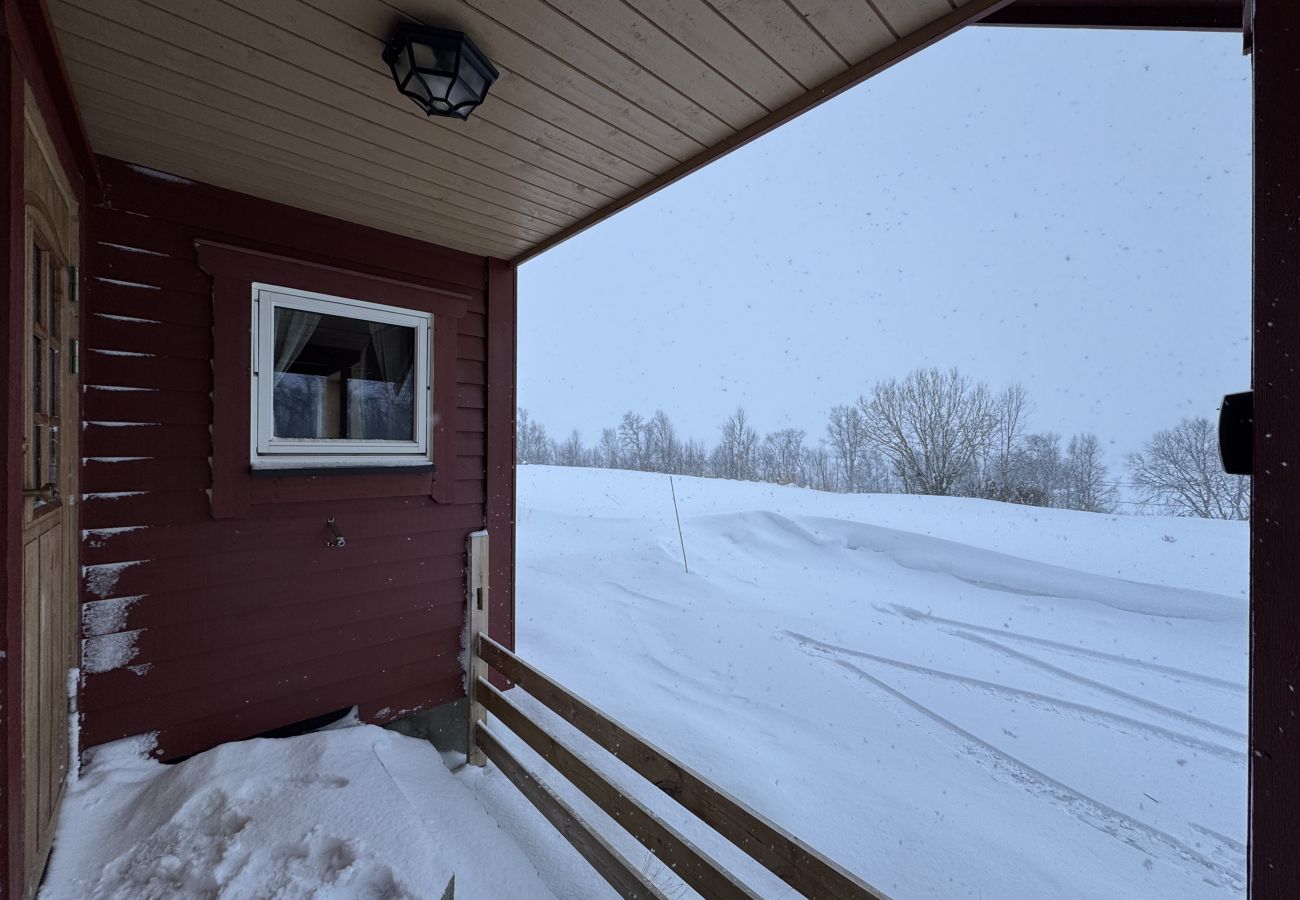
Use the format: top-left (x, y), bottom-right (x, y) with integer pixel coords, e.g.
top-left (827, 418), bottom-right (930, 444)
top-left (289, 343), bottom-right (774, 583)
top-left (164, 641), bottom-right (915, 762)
top-left (37, 721), bottom-right (613, 900)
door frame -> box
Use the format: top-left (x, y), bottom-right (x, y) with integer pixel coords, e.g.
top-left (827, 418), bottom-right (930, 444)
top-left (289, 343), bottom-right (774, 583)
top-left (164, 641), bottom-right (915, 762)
top-left (15, 80), bottom-right (79, 900)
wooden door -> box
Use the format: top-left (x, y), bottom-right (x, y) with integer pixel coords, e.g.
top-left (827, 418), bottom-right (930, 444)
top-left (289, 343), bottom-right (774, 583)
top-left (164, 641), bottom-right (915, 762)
top-left (19, 87), bottom-right (80, 899)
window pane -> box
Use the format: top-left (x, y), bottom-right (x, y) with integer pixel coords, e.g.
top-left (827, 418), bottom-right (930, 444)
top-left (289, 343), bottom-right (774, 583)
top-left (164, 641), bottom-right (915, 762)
top-left (33, 336), bottom-right (42, 414)
top-left (48, 425), bottom-right (58, 486)
top-left (33, 423), bottom-right (42, 489)
top-left (32, 244), bottom-right (42, 326)
top-left (50, 344), bottom-right (59, 418)
top-left (271, 307), bottom-right (417, 442)
top-left (49, 260), bottom-right (59, 337)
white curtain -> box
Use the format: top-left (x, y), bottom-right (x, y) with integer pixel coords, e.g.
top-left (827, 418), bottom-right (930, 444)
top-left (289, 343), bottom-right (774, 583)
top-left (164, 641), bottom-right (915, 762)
top-left (274, 309), bottom-right (320, 385)
top-left (368, 322), bottom-right (415, 397)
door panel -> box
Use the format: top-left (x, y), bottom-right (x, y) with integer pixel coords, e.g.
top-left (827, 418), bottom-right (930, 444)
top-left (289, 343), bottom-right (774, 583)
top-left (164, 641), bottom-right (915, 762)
top-left (19, 85), bottom-right (79, 899)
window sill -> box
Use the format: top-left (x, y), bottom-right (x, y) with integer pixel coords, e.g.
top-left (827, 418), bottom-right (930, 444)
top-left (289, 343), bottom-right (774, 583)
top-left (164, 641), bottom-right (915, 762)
top-left (250, 463), bottom-right (435, 477)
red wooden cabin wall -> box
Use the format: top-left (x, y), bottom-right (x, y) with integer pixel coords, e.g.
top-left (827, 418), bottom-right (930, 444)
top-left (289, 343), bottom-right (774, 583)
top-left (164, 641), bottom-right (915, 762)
top-left (77, 156), bottom-right (515, 763)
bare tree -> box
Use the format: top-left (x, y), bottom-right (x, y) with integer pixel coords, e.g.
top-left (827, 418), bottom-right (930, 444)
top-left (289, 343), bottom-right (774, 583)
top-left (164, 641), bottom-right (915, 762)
top-left (825, 405), bottom-right (870, 492)
top-left (803, 445), bottom-right (837, 492)
top-left (1061, 432), bottom-right (1118, 513)
top-left (593, 427), bottom-right (620, 469)
top-left (681, 439), bottom-right (708, 477)
top-left (983, 383), bottom-right (1032, 500)
top-left (1128, 417), bottom-right (1248, 519)
top-left (1015, 432), bottom-right (1064, 507)
top-left (714, 407), bottom-right (759, 481)
top-left (555, 430), bottom-right (588, 468)
top-left (516, 408), bottom-right (554, 465)
top-left (644, 409), bottom-right (682, 473)
top-left (861, 367), bottom-right (996, 496)
top-left (761, 428), bottom-right (807, 485)
top-left (618, 411), bottom-right (647, 471)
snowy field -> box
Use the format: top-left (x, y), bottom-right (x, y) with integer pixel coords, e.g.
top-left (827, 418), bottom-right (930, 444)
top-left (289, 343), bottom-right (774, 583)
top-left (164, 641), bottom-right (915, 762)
top-left (41, 466), bottom-right (1247, 899)
top-left (500, 466), bottom-right (1248, 900)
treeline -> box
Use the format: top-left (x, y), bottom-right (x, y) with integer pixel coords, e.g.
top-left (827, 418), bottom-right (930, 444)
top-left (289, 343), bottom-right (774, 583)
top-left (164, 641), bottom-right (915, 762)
top-left (518, 366), bottom-right (1249, 519)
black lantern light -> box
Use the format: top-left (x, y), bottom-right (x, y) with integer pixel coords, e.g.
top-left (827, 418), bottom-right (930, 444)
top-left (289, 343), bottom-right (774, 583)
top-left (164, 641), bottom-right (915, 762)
top-left (383, 24), bottom-right (499, 121)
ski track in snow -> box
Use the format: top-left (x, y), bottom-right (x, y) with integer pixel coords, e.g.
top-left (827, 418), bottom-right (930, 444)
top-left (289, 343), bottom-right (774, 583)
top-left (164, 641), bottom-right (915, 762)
top-left (885, 604), bottom-right (1246, 692)
top-left (821, 654), bottom-right (1245, 891)
top-left (947, 630), bottom-right (1245, 741)
top-left (786, 631), bottom-right (1243, 761)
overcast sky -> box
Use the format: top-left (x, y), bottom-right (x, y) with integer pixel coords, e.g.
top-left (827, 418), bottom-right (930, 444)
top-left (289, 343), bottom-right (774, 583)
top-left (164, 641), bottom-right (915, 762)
top-left (517, 27), bottom-right (1250, 468)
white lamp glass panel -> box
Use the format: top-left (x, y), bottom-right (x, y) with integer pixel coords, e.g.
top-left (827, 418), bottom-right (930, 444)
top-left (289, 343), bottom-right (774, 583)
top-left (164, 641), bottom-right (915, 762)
top-left (418, 72), bottom-right (455, 100)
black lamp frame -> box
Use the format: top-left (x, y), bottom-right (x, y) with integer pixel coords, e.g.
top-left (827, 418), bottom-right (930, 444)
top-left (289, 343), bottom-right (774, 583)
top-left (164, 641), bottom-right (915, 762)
top-left (383, 23), bottom-right (499, 121)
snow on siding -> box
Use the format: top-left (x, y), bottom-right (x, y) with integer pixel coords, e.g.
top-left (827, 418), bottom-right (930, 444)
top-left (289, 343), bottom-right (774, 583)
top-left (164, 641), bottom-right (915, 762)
top-left (94, 278), bottom-right (160, 291)
top-left (94, 313), bottom-right (163, 324)
top-left (84, 422), bottom-right (161, 428)
top-left (82, 561), bottom-right (146, 599)
top-left (81, 629), bottom-right (144, 674)
top-left (96, 241), bottom-right (168, 257)
top-left (68, 666), bottom-right (81, 785)
top-left (83, 526), bottom-right (148, 550)
top-left (91, 348), bottom-right (156, 357)
top-left (82, 595), bottom-right (144, 637)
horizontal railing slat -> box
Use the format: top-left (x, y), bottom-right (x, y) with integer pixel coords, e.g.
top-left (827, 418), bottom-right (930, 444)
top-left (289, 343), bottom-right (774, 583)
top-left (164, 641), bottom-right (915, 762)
top-left (476, 726), bottom-right (671, 900)
top-left (479, 634), bottom-right (888, 900)
top-left (478, 677), bottom-right (761, 900)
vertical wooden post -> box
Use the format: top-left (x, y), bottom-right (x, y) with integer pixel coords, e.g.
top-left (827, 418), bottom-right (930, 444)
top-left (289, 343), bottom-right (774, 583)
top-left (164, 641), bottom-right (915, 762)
top-left (1251, 2), bottom-right (1300, 897)
top-left (466, 529), bottom-right (489, 766)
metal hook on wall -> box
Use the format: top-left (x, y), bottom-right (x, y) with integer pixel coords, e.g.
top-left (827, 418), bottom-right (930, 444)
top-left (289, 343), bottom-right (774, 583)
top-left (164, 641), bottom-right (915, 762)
top-left (326, 517), bottom-right (346, 548)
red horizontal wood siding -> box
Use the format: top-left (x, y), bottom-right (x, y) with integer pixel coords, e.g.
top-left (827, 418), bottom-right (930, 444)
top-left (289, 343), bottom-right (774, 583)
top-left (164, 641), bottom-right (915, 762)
top-left (79, 156), bottom-right (513, 762)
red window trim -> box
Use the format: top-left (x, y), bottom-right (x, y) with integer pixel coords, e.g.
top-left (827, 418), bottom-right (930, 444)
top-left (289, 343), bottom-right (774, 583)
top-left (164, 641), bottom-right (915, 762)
top-left (196, 240), bottom-right (469, 518)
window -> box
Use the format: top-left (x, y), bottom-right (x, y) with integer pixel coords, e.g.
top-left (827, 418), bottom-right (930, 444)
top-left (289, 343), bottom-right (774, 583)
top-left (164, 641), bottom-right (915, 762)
top-left (28, 238), bottom-right (63, 510)
top-left (250, 284), bottom-right (432, 468)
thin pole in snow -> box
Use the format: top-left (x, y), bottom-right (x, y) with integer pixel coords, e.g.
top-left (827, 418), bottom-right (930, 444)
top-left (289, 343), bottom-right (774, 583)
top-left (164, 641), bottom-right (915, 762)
top-left (669, 475), bottom-right (689, 574)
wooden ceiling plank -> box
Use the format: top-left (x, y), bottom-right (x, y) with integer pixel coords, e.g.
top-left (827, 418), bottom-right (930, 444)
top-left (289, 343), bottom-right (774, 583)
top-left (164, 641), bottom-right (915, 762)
top-left (259, 0), bottom-right (658, 188)
top-left (624, 0), bottom-right (806, 107)
top-left (348, 0), bottom-right (705, 162)
top-left (704, 0), bottom-right (850, 89)
top-left (159, 0), bottom-right (629, 200)
top-left (78, 91), bottom-right (540, 253)
top-left (94, 133), bottom-right (517, 260)
top-left (79, 121), bottom-right (544, 259)
top-left (541, 0), bottom-right (770, 129)
top-left (82, 108), bottom-right (527, 258)
top-left (53, 0), bottom-right (607, 211)
top-left (215, 0), bottom-right (645, 196)
top-left (309, 0), bottom-right (680, 175)
top-left (50, 3), bottom-right (595, 220)
top-left (61, 61), bottom-right (566, 238)
top-left (54, 26), bottom-right (581, 229)
top-left (491, 74), bottom-right (678, 174)
top-left (872, 0), bottom-right (961, 36)
top-left (787, 1), bottom-right (897, 61)
top-left (89, 128), bottom-right (527, 259)
top-left (58, 34), bottom-right (572, 233)
top-left (449, 0), bottom-right (732, 145)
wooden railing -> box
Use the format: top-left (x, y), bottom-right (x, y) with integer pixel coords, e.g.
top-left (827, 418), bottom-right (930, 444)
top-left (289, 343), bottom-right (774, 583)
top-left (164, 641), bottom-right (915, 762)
top-left (465, 531), bottom-right (889, 900)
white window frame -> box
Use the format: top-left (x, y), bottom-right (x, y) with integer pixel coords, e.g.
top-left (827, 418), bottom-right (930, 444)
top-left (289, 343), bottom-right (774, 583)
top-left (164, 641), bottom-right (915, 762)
top-left (250, 282), bottom-right (433, 469)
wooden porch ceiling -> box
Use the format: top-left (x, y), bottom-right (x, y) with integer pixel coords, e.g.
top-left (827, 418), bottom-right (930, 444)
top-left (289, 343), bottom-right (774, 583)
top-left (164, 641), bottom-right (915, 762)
top-left (46, 1), bottom-right (1238, 264)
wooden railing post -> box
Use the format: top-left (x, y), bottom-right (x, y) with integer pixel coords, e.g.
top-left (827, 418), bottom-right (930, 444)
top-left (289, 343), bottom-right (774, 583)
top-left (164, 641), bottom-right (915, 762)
top-left (466, 529), bottom-right (489, 766)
